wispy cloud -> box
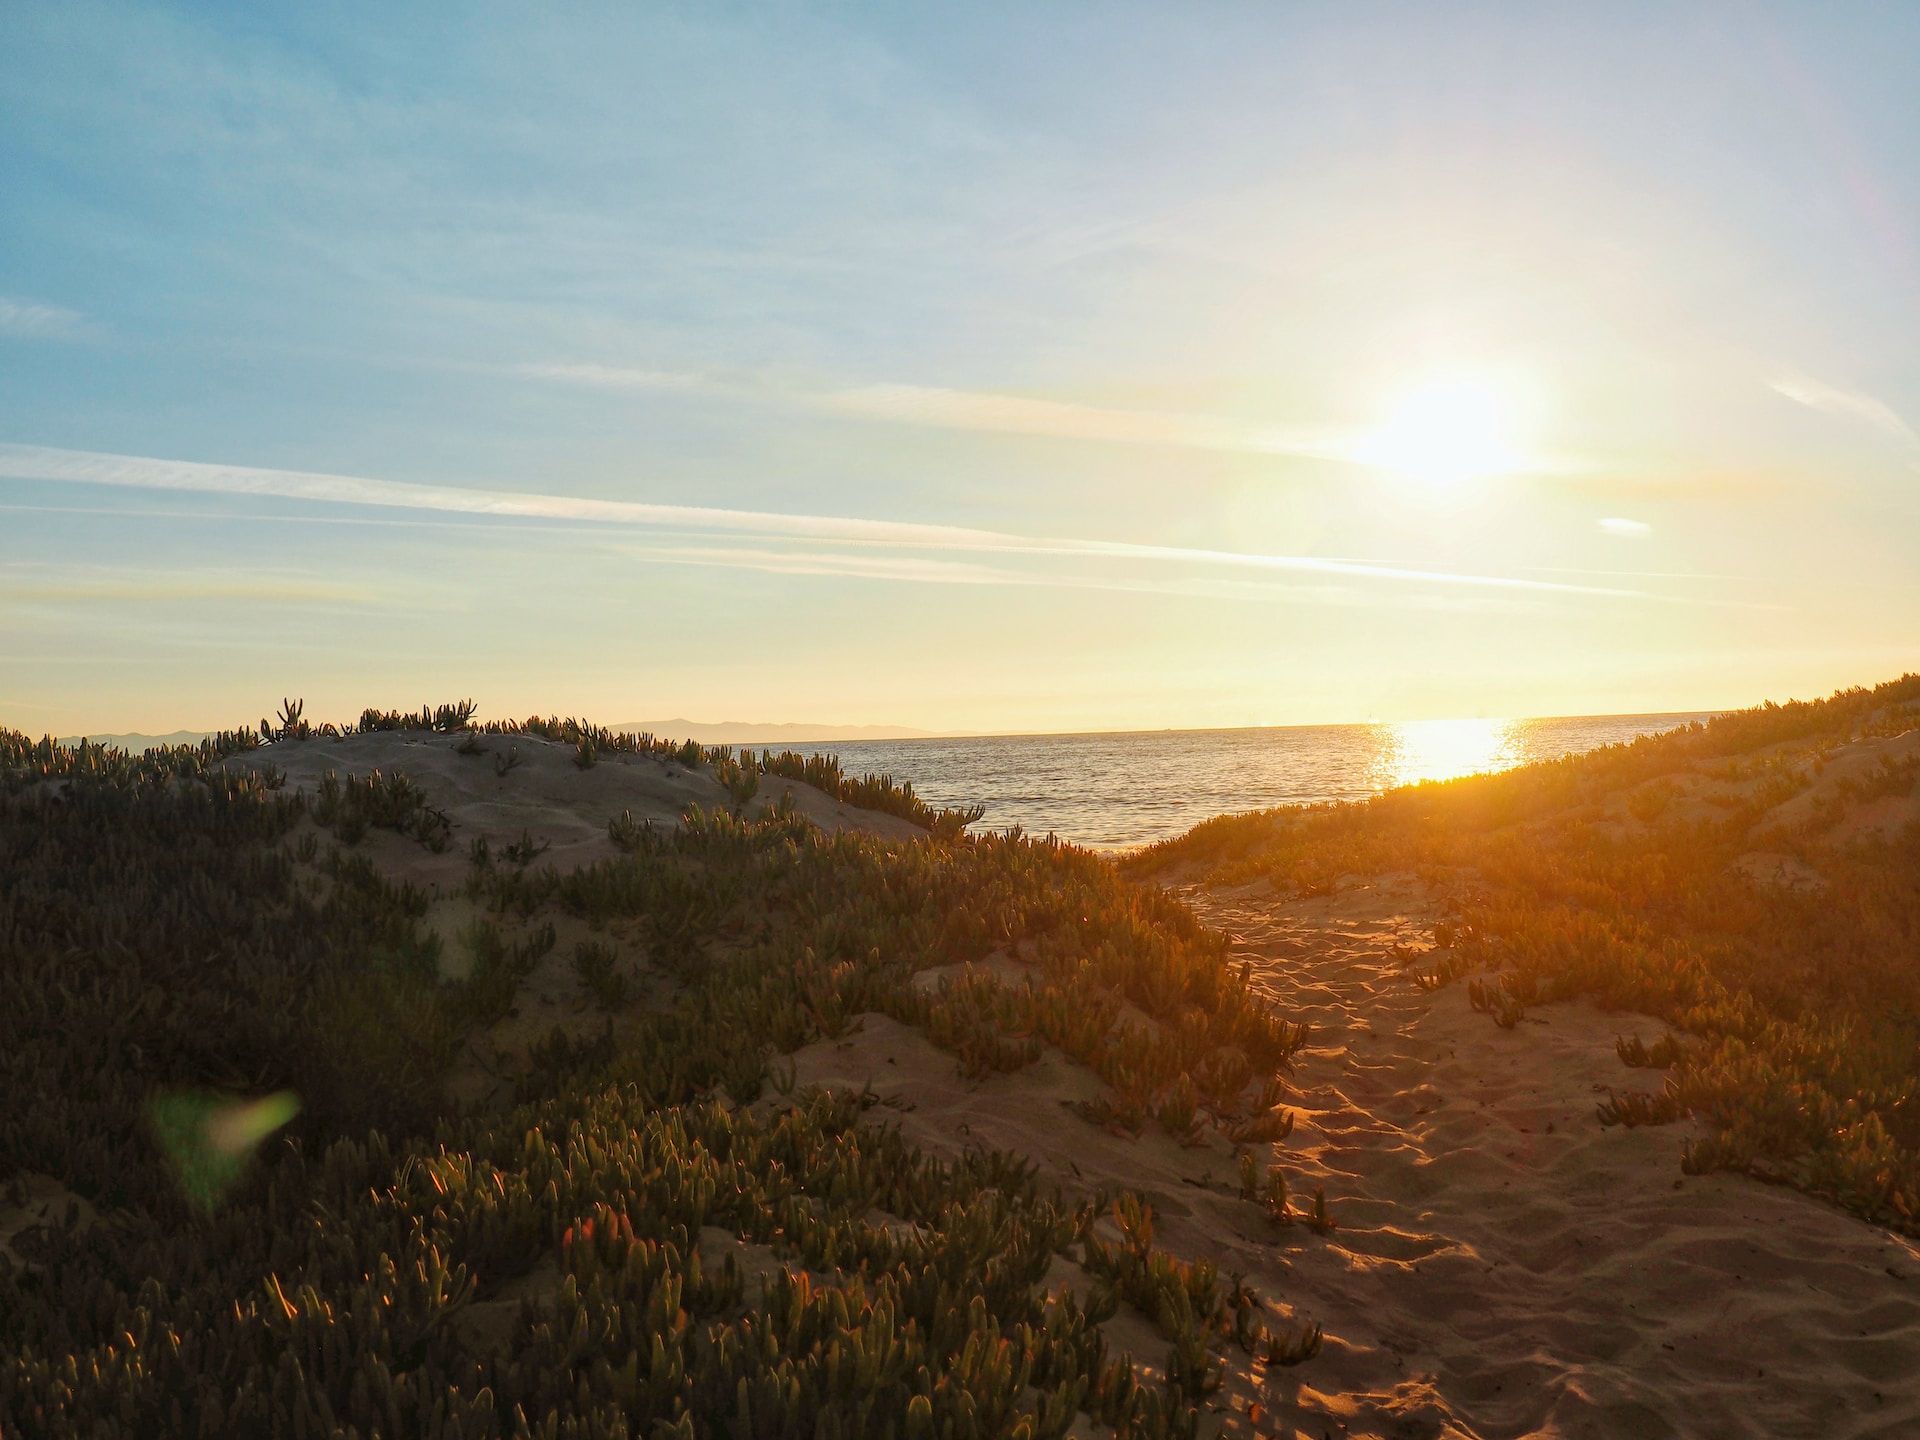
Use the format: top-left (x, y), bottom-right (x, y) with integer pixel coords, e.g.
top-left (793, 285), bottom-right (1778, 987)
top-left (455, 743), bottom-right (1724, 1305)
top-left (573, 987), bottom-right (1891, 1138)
top-left (611, 539), bottom-right (1357, 604)
top-left (1598, 517), bottom-right (1651, 536)
top-left (615, 542), bottom-right (1035, 588)
top-left (0, 566), bottom-right (370, 606)
top-left (515, 362), bottom-right (712, 393)
top-left (515, 360), bottom-right (1623, 481)
top-left (0, 440), bottom-right (1040, 548)
top-left (1768, 374), bottom-right (1916, 443)
top-left (815, 382), bottom-right (1352, 460)
top-left (0, 441), bottom-right (1660, 602)
top-left (0, 296), bottom-right (88, 341)
top-left (607, 539), bottom-right (1574, 614)
top-left (516, 362), bottom-right (1352, 462)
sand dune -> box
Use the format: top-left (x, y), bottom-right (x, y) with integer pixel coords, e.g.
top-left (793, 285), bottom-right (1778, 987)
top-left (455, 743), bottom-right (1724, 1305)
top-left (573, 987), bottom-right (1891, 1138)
top-left (24, 712), bottom-right (1912, 1436)
top-left (211, 730), bottom-right (927, 1109)
top-left (229, 716), bottom-right (1920, 1436)
top-left (788, 872), bottom-right (1920, 1439)
top-left (1759, 727), bottom-right (1920, 846)
top-left (222, 730), bottom-right (923, 882)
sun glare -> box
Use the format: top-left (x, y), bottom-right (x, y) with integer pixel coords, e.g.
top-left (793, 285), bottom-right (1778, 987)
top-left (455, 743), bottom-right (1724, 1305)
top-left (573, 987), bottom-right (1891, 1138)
top-left (1376, 717), bottom-right (1520, 788)
top-left (1354, 373), bottom-right (1531, 488)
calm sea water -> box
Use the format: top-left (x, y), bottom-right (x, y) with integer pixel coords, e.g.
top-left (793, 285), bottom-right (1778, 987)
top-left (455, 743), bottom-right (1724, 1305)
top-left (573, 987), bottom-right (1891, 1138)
top-left (779, 713), bottom-right (1710, 850)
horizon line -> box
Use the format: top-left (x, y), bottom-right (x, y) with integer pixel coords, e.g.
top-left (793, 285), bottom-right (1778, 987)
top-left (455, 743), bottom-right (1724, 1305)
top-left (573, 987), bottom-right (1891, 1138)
top-left (34, 703), bottom-right (1727, 751)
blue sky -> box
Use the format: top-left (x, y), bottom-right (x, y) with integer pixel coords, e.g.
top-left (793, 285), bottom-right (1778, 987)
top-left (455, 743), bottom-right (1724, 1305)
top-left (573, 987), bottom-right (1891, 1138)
top-left (3, 2), bottom-right (1917, 734)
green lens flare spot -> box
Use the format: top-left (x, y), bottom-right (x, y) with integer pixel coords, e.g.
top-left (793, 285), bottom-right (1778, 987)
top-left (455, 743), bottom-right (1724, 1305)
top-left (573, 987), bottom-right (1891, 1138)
top-left (150, 1090), bottom-right (301, 1211)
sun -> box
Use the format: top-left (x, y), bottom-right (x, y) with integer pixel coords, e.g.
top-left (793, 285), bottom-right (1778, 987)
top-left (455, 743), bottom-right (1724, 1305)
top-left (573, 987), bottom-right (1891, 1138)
top-left (1353, 372), bottom-right (1531, 488)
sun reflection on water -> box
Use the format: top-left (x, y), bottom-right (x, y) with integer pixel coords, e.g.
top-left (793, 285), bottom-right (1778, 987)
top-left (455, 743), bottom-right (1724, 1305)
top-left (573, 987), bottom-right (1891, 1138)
top-left (1374, 717), bottom-right (1522, 789)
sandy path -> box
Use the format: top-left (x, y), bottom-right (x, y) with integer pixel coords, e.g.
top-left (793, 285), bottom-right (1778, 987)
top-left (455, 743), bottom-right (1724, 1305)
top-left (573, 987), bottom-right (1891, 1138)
top-left (1182, 875), bottom-right (1920, 1440)
top-left (787, 871), bottom-right (1920, 1437)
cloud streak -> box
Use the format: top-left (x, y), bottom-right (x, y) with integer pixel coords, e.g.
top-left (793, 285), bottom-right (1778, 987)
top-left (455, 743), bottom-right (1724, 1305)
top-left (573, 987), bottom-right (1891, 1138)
top-left (2, 576), bottom-right (365, 605)
top-left (0, 441), bottom-right (1655, 601)
top-left (0, 561), bottom-right (375, 606)
top-left (516, 361), bottom-right (1622, 480)
top-left (815, 382), bottom-right (1353, 460)
top-left (1769, 374), bottom-right (1916, 443)
top-left (516, 362), bottom-right (1354, 462)
top-left (611, 540), bottom-right (1388, 608)
top-left (0, 296), bottom-right (88, 341)
top-left (516, 362), bottom-right (712, 393)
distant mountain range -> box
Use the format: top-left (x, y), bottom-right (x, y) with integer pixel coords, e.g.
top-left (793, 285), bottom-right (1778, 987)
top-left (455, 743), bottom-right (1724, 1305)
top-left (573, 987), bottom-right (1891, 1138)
top-left (52, 720), bottom-right (933, 752)
top-left (613, 720), bottom-right (934, 745)
top-left (53, 731), bottom-right (216, 752)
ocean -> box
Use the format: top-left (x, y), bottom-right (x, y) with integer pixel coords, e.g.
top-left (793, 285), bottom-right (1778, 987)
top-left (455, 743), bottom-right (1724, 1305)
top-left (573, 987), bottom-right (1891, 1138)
top-left (778, 713), bottom-right (1711, 850)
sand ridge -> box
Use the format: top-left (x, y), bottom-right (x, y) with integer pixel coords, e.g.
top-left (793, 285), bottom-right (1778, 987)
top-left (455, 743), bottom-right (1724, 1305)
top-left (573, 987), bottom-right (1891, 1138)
top-left (218, 730), bottom-right (925, 885)
top-left (212, 731), bottom-right (930, 1109)
top-left (1758, 727), bottom-right (1920, 846)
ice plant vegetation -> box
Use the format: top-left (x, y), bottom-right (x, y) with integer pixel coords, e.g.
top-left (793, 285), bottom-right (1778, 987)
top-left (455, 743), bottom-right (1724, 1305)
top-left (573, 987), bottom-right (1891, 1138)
top-left (0, 701), bottom-right (1314, 1437)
